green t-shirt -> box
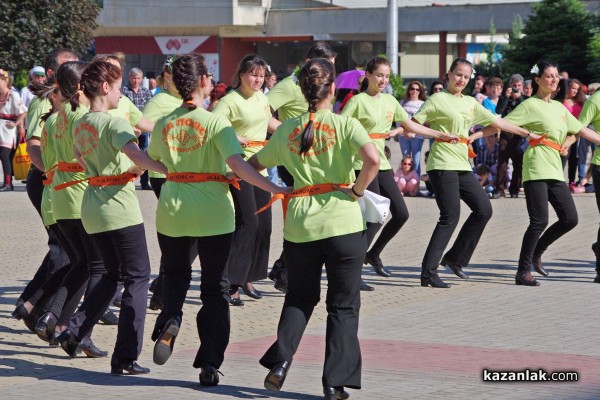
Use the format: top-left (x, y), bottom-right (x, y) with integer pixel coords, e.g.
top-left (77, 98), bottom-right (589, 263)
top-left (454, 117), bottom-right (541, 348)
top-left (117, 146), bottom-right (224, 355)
top-left (26, 97), bottom-right (51, 140)
top-left (40, 113), bottom-right (58, 227)
top-left (73, 112), bottom-right (142, 234)
top-left (256, 109), bottom-right (370, 243)
top-left (266, 74), bottom-right (307, 122)
top-left (108, 96), bottom-right (143, 126)
top-left (213, 89), bottom-right (270, 176)
top-left (413, 91), bottom-right (497, 172)
top-left (505, 97), bottom-right (583, 182)
top-left (51, 103), bottom-right (89, 220)
top-left (148, 107), bottom-right (244, 237)
top-left (578, 91), bottom-right (600, 166)
top-left (143, 92), bottom-right (182, 179)
top-left (341, 92), bottom-right (408, 170)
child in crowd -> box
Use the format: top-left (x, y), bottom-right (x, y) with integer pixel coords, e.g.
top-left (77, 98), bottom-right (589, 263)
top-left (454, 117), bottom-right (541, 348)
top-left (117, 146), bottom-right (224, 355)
top-left (394, 155), bottom-right (420, 196)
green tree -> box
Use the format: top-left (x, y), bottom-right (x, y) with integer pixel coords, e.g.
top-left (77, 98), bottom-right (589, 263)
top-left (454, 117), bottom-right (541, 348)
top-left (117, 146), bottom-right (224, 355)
top-left (472, 18), bottom-right (508, 88)
top-left (0, 0), bottom-right (99, 73)
top-left (587, 15), bottom-right (600, 81)
top-left (503, 0), bottom-right (592, 81)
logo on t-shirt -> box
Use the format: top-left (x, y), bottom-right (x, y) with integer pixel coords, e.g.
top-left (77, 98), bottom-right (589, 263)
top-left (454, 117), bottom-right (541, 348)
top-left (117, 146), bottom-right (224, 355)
top-left (161, 118), bottom-right (206, 152)
top-left (287, 122), bottom-right (337, 157)
top-left (54, 110), bottom-right (68, 141)
top-left (386, 111), bottom-right (394, 122)
top-left (41, 126), bottom-right (48, 153)
top-left (74, 122), bottom-right (99, 156)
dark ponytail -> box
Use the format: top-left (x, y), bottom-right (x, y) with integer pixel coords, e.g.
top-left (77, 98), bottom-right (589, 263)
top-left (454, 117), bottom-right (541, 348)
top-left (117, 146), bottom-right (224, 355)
top-left (171, 54), bottom-right (208, 110)
top-left (298, 58), bottom-right (335, 155)
top-left (73, 61), bottom-right (120, 111)
top-left (50, 61), bottom-right (88, 111)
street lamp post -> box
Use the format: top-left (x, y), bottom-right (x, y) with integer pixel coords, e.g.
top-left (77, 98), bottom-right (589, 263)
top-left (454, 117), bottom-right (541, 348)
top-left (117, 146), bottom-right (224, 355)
top-left (387, 0), bottom-right (398, 74)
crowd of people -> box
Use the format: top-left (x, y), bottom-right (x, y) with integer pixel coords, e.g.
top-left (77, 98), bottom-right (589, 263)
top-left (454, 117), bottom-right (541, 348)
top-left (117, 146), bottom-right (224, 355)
top-left (5, 42), bottom-right (600, 399)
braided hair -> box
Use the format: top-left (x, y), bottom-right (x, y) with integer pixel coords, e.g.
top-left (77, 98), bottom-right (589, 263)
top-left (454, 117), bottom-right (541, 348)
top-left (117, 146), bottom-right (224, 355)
top-left (298, 58), bottom-right (335, 155)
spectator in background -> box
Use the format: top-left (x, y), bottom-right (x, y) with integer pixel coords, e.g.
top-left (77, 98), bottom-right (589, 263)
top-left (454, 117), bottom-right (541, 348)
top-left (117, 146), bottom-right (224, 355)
top-left (21, 66), bottom-right (46, 107)
top-left (588, 82), bottom-right (600, 96)
top-left (122, 67), bottom-right (153, 190)
top-left (394, 155), bottom-right (420, 197)
top-left (472, 74), bottom-right (487, 103)
top-left (563, 78), bottom-right (589, 187)
top-left (264, 71), bottom-right (277, 92)
top-left (149, 78), bottom-right (160, 95)
top-left (398, 80), bottom-right (427, 175)
top-left (523, 79), bottom-right (533, 97)
top-left (429, 80), bottom-right (445, 96)
top-left (208, 82), bottom-right (227, 111)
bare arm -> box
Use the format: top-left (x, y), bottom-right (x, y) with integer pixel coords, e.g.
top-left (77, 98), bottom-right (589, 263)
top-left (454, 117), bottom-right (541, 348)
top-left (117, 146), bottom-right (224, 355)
top-left (403, 119), bottom-right (457, 141)
top-left (560, 134), bottom-right (577, 156)
top-left (267, 116), bottom-right (281, 134)
top-left (26, 139), bottom-right (45, 171)
top-left (336, 142), bottom-right (380, 199)
top-left (578, 126), bottom-right (600, 145)
top-left (490, 117), bottom-right (530, 137)
top-left (134, 116), bottom-right (155, 135)
top-left (226, 153), bottom-right (283, 194)
top-left (121, 141), bottom-right (167, 175)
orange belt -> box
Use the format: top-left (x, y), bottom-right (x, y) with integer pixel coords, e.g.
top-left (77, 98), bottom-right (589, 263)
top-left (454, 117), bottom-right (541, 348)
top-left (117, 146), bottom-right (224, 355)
top-left (54, 172), bottom-right (136, 191)
top-left (369, 133), bottom-right (388, 140)
top-left (435, 137), bottom-right (476, 158)
top-left (244, 140), bottom-right (268, 147)
top-left (167, 172), bottom-right (241, 190)
top-left (42, 171), bottom-right (55, 186)
top-left (256, 183), bottom-right (347, 218)
top-left (44, 161), bottom-right (85, 176)
top-left (528, 135), bottom-right (561, 151)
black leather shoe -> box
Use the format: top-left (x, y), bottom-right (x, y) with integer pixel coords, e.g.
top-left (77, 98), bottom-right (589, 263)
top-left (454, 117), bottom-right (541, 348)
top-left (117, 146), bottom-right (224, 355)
top-left (0, 184), bottom-right (14, 192)
top-left (230, 297), bottom-right (244, 306)
top-left (594, 275), bottom-right (600, 283)
top-left (421, 275), bottom-right (451, 288)
top-left (324, 386), bottom-right (350, 400)
top-left (12, 303), bottom-right (38, 333)
top-left (153, 315), bottom-right (181, 365)
top-left (56, 329), bottom-right (80, 358)
top-left (532, 256), bottom-right (549, 277)
top-left (79, 337), bottom-right (108, 358)
top-left (244, 284), bottom-right (262, 299)
top-left (510, 193), bottom-right (519, 198)
top-left (264, 361), bottom-right (291, 392)
top-left (148, 293), bottom-right (163, 311)
top-left (359, 279), bottom-right (374, 291)
top-left (364, 253), bottom-right (392, 277)
top-left (111, 360), bottom-right (150, 375)
top-left (35, 312), bottom-right (57, 343)
top-left (99, 308), bottom-right (119, 325)
top-left (515, 271), bottom-right (540, 286)
top-left (112, 294), bottom-right (122, 308)
top-left (440, 256), bottom-right (468, 279)
top-left (199, 365), bottom-right (222, 386)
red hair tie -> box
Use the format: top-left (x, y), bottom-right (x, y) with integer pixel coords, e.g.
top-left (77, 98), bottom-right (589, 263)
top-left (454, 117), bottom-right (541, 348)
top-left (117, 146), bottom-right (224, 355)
top-left (309, 112), bottom-right (316, 122)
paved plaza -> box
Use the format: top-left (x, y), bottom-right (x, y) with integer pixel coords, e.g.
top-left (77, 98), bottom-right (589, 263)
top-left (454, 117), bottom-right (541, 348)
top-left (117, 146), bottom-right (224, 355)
top-left (2, 153), bottom-right (600, 399)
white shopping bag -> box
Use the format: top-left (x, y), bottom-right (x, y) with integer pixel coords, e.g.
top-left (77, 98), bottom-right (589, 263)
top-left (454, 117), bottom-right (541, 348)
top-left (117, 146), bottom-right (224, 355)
top-left (358, 190), bottom-right (391, 223)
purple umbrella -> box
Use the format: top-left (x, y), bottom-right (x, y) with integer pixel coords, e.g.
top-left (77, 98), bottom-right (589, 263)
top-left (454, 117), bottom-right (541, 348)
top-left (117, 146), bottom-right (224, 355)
top-left (335, 69), bottom-right (365, 90)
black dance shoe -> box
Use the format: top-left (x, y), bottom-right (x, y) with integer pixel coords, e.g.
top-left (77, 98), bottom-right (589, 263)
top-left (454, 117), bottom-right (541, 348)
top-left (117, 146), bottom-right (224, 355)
top-left (364, 252), bottom-right (392, 277)
top-left (35, 312), bottom-right (57, 343)
top-left (515, 271), bottom-right (540, 286)
top-left (440, 256), bottom-right (468, 279)
top-left (359, 279), bottom-right (374, 291)
top-left (99, 308), bottom-right (119, 325)
top-left (148, 293), bottom-right (163, 311)
top-left (244, 284), bottom-right (263, 299)
top-left (79, 337), bottom-right (108, 358)
top-left (56, 329), bottom-right (80, 358)
top-left (594, 275), bottom-right (600, 283)
top-left (324, 386), bottom-right (350, 400)
top-left (153, 315), bottom-right (181, 365)
top-left (420, 275), bottom-right (451, 288)
top-left (12, 303), bottom-right (38, 333)
top-left (111, 360), bottom-right (150, 375)
top-left (532, 256), bottom-right (549, 277)
top-left (199, 365), bottom-right (223, 386)
top-left (264, 361), bottom-right (291, 392)
top-left (229, 297), bottom-right (244, 306)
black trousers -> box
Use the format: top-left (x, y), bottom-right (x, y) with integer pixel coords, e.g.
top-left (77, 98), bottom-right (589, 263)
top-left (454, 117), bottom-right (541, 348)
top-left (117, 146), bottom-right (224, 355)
top-left (497, 134), bottom-right (524, 195)
top-left (20, 168), bottom-right (71, 305)
top-left (357, 169), bottom-right (409, 256)
top-left (52, 219), bottom-right (105, 325)
top-left (0, 146), bottom-right (12, 184)
top-left (593, 165), bottom-right (600, 273)
top-left (421, 170), bottom-right (493, 278)
top-left (518, 180), bottom-right (578, 271)
top-left (154, 232), bottom-right (233, 369)
top-left (227, 180), bottom-right (272, 286)
top-left (260, 231), bottom-right (366, 389)
top-left (150, 177), bottom-right (166, 199)
top-left (69, 223), bottom-right (150, 365)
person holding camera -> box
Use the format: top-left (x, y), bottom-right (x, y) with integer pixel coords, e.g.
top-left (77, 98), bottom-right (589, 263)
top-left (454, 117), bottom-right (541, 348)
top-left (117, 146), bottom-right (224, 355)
top-left (495, 74), bottom-right (528, 198)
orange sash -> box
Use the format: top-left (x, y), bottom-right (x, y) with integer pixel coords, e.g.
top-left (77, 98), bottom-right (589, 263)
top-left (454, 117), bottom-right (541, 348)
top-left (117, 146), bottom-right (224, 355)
top-left (435, 137), bottom-right (477, 158)
top-left (54, 172), bottom-right (136, 191)
top-left (369, 133), bottom-right (388, 140)
top-left (244, 140), bottom-right (268, 147)
top-left (42, 171), bottom-right (55, 186)
top-left (167, 172), bottom-right (241, 190)
top-left (256, 183), bottom-right (347, 218)
top-left (528, 134), bottom-right (561, 152)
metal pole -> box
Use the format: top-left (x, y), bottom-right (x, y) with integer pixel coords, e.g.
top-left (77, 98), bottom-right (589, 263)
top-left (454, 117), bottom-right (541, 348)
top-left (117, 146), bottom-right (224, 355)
top-left (387, 0), bottom-right (398, 74)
